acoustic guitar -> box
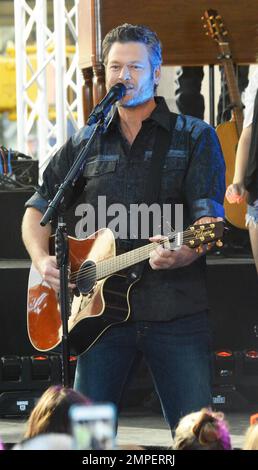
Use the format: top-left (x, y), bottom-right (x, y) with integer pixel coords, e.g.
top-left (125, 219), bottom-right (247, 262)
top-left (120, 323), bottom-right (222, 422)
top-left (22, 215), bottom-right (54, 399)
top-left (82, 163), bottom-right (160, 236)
top-left (27, 222), bottom-right (224, 356)
top-left (202, 9), bottom-right (247, 230)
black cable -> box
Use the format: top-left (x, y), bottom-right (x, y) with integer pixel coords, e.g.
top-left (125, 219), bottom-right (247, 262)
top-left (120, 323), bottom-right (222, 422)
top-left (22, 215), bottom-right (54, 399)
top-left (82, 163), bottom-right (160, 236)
top-left (0, 173), bottom-right (35, 190)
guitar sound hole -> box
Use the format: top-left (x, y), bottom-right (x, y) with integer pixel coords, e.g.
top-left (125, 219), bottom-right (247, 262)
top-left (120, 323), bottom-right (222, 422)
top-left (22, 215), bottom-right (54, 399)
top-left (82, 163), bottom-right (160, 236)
top-left (76, 260), bottom-right (96, 295)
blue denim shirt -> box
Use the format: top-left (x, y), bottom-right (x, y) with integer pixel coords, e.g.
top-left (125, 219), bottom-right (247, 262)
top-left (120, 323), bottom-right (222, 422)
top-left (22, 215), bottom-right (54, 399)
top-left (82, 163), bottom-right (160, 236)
top-left (26, 97), bottom-right (225, 321)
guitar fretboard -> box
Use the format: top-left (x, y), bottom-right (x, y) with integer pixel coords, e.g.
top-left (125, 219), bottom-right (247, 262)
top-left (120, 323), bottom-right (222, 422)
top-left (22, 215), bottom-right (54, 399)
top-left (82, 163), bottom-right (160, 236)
top-left (96, 240), bottom-right (165, 280)
top-left (219, 42), bottom-right (243, 136)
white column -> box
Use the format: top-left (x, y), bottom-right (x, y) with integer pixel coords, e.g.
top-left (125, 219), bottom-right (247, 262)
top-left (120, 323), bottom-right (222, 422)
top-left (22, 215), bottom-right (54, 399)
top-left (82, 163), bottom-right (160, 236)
top-left (36, 0), bottom-right (48, 175)
top-left (54, 0), bottom-right (67, 146)
top-left (14, 0), bottom-right (27, 153)
top-left (75, 0), bottom-right (84, 128)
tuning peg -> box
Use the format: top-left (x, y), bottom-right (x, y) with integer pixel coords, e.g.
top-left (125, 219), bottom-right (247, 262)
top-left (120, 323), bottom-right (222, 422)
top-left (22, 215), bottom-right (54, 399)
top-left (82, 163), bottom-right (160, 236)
top-left (199, 236), bottom-right (205, 242)
top-left (189, 240), bottom-right (195, 246)
top-left (200, 225), bottom-right (205, 230)
top-left (210, 223), bottom-right (215, 228)
top-left (216, 239), bottom-right (223, 247)
top-left (216, 15), bottom-right (222, 19)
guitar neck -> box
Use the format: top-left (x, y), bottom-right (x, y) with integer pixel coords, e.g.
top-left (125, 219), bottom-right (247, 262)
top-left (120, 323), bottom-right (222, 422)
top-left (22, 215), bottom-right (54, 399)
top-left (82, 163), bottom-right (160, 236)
top-left (219, 44), bottom-right (243, 135)
top-left (96, 240), bottom-right (165, 280)
top-left (94, 222), bottom-right (223, 280)
top-left (67, 221), bottom-right (223, 286)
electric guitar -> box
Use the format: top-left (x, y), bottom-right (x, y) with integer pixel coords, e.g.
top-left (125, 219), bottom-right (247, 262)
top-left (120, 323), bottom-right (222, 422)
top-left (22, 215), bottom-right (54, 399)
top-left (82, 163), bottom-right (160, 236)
top-left (27, 222), bottom-right (224, 356)
top-left (202, 9), bottom-right (247, 230)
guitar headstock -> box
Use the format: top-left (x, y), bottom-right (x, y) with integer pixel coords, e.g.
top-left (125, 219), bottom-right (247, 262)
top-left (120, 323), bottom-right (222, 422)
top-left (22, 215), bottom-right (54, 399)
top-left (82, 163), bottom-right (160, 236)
top-left (184, 221), bottom-right (225, 250)
top-left (202, 9), bottom-right (228, 44)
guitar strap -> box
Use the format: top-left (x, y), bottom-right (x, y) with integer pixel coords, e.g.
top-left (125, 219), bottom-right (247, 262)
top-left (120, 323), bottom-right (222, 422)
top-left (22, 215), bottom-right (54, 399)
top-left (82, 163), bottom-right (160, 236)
top-left (127, 112), bottom-right (178, 282)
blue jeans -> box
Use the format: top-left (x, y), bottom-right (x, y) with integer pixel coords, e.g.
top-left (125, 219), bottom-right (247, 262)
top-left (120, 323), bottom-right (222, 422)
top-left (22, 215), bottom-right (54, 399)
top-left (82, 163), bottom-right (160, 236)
top-left (246, 200), bottom-right (258, 227)
top-left (74, 311), bottom-right (212, 430)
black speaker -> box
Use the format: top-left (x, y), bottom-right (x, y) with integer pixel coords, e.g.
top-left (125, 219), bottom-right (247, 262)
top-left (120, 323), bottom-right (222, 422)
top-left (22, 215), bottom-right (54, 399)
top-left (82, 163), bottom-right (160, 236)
top-left (207, 259), bottom-right (258, 351)
top-left (0, 354), bottom-right (77, 416)
top-left (208, 260), bottom-right (258, 410)
top-left (0, 190), bottom-right (34, 259)
top-left (0, 355), bottom-right (62, 392)
top-left (0, 261), bottom-right (36, 356)
top-left (0, 189), bottom-right (85, 259)
top-left (11, 159), bottom-right (38, 187)
top-left (0, 390), bottom-right (43, 417)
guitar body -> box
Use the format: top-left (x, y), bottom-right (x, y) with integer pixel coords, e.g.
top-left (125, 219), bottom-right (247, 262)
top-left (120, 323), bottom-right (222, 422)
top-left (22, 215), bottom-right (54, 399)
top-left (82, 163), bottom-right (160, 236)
top-left (216, 121), bottom-right (247, 229)
top-left (69, 273), bottom-right (134, 355)
top-left (27, 228), bottom-right (135, 355)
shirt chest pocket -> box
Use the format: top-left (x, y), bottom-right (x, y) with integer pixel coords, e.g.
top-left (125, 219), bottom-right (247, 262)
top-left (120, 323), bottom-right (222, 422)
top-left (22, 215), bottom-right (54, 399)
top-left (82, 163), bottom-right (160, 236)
top-left (163, 155), bottom-right (188, 172)
top-left (161, 156), bottom-right (188, 197)
top-left (83, 156), bottom-right (119, 178)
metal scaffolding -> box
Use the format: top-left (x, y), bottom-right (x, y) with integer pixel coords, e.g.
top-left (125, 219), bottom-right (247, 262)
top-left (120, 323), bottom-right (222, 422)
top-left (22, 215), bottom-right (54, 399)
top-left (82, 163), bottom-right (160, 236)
top-left (14, 0), bottom-right (83, 180)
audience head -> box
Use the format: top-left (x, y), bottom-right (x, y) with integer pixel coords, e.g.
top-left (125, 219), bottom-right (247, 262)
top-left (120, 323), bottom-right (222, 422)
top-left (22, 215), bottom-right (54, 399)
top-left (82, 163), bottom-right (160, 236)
top-left (13, 433), bottom-right (73, 450)
top-left (243, 424), bottom-right (258, 450)
top-left (24, 385), bottom-right (91, 439)
top-left (173, 408), bottom-right (232, 450)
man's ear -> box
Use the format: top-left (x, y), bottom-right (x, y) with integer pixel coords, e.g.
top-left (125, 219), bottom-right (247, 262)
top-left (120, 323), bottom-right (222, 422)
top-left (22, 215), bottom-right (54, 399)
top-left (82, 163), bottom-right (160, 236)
top-left (153, 66), bottom-right (161, 85)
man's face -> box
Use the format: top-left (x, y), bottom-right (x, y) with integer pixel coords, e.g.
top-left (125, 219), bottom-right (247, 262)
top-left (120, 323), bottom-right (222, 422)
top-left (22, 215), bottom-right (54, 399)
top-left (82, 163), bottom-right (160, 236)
top-left (105, 41), bottom-right (160, 108)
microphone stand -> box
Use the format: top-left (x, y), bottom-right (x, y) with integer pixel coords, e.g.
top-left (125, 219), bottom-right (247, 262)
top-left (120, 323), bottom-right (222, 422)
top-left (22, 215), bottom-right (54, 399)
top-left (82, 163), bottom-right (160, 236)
top-left (40, 117), bottom-right (106, 387)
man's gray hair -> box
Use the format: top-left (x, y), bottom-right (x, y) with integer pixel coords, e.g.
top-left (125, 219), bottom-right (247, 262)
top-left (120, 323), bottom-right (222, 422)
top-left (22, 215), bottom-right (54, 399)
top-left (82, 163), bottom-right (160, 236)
top-left (102, 23), bottom-right (162, 72)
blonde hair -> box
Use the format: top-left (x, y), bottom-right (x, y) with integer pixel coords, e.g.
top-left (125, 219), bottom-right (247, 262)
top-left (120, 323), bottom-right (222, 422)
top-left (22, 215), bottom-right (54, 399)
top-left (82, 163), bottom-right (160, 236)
top-left (243, 424), bottom-right (258, 450)
top-left (24, 385), bottom-right (90, 439)
top-left (173, 408), bottom-right (232, 450)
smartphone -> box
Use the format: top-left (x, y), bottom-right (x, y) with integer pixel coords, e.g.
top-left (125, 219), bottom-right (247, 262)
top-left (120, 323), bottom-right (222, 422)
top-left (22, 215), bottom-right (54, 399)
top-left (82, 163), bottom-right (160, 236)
top-left (69, 403), bottom-right (117, 450)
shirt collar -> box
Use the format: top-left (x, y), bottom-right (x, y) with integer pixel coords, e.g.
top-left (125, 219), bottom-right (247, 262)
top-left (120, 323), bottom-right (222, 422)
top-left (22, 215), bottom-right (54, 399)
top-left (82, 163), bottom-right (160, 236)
top-left (105, 96), bottom-right (171, 134)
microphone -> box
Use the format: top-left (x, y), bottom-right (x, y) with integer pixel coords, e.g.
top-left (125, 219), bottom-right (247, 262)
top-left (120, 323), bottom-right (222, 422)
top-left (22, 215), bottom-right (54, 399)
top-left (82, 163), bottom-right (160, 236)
top-left (87, 83), bottom-right (127, 125)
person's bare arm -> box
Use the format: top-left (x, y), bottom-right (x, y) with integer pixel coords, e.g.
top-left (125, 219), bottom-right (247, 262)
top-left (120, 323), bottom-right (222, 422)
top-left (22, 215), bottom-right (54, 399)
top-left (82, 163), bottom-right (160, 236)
top-left (233, 125), bottom-right (252, 183)
top-left (22, 207), bottom-right (60, 291)
top-left (226, 125), bottom-right (252, 203)
top-left (22, 207), bottom-right (51, 265)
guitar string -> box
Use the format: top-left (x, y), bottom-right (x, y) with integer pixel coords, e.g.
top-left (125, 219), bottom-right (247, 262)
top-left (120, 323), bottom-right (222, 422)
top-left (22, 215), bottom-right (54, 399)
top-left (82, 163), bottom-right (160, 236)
top-left (69, 230), bottom-right (219, 284)
top-left (71, 245), bottom-right (208, 284)
top-left (69, 237), bottom-right (165, 281)
top-left (69, 231), bottom-right (195, 282)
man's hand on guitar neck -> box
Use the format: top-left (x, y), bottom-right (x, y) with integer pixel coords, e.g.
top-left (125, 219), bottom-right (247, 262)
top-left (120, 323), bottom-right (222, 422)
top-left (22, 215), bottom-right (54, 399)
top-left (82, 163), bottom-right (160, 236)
top-left (149, 216), bottom-right (223, 271)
